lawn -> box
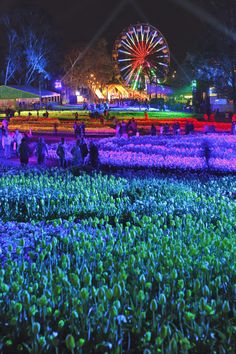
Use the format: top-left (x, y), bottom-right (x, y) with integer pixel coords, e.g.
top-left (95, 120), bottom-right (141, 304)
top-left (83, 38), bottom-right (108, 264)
top-left (1, 109), bottom-right (193, 121)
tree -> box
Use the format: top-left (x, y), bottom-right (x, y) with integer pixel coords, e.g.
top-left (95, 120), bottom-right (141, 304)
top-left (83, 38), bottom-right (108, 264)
top-left (1, 16), bottom-right (21, 85)
top-left (63, 39), bottom-right (114, 94)
top-left (0, 5), bottom-right (57, 86)
top-left (178, 1), bottom-right (236, 111)
top-left (21, 28), bottom-right (51, 85)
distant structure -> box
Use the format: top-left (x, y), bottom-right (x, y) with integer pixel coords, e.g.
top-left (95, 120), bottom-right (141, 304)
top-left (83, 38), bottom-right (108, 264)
top-left (0, 85), bottom-right (61, 110)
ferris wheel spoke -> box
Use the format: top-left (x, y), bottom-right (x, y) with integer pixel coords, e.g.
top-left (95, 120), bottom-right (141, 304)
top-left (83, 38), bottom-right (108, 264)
top-left (118, 49), bottom-right (133, 56)
top-left (156, 54), bottom-right (169, 58)
top-left (148, 37), bottom-right (164, 54)
top-left (118, 58), bottom-right (133, 62)
top-left (145, 29), bottom-right (151, 45)
top-left (133, 44), bottom-right (144, 56)
top-left (157, 62), bottom-right (169, 67)
top-left (125, 35), bottom-right (143, 57)
top-left (125, 66), bottom-right (138, 84)
top-left (132, 27), bottom-right (140, 43)
top-left (135, 32), bottom-right (146, 55)
top-left (133, 66), bottom-right (142, 90)
top-left (126, 32), bottom-right (136, 46)
top-left (122, 40), bottom-right (135, 51)
top-left (120, 63), bottom-right (133, 72)
top-left (155, 45), bottom-right (168, 53)
top-left (148, 31), bottom-right (158, 48)
top-left (136, 39), bottom-right (146, 57)
top-left (122, 36), bottom-right (137, 52)
top-left (140, 25), bottom-right (144, 42)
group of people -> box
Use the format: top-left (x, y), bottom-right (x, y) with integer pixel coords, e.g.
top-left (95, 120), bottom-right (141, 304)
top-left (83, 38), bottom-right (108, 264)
top-left (150, 122), bottom-right (193, 136)
top-left (1, 128), bottom-right (30, 166)
top-left (56, 137), bottom-right (99, 168)
top-left (1, 126), bottom-right (48, 166)
top-left (0, 123), bottom-right (99, 169)
top-left (115, 118), bottom-right (138, 138)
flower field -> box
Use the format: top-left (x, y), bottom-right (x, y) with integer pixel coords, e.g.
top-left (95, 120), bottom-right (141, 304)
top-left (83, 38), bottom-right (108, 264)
top-left (99, 134), bottom-right (236, 172)
top-left (0, 169), bottom-right (236, 353)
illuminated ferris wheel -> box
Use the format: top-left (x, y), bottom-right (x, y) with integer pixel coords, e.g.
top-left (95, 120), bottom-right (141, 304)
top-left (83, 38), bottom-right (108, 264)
top-left (113, 23), bottom-right (170, 90)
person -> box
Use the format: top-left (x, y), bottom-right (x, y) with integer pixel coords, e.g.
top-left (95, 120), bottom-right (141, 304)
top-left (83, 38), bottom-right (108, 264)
top-left (54, 122), bottom-right (58, 135)
top-left (202, 139), bottom-right (211, 170)
top-left (232, 114), bottom-right (236, 134)
top-left (151, 124), bottom-right (157, 136)
top-left (80, 122), bottom-right (85, 137)
top-left (130, 118), bottom-right (137, 135)
top-left (1, 125), bottom-right (6, 149)
top-left (185, 122), bottom-right (190, 135)
top-left (19, 137), bottom-right (31, 166)
top-left (71, 140), bottom-right (83, 166)
top-left (56, 137), bottom-right (66, 168)
top-left (79, 138), bottom-right (88, 163)
top-left (2, 119), bottom-right (8, 132)
top-left (89, 142), bottom-right (99, 168)
top-left (215, 108), bottom-right (220, 121)
top-left (189, 122), bottom-right (194, 134)
top-left (13, 130), bottom-right (23, 157)
top-left (159, 124), bottom-right (164, 135)
top-left (115, 122), bottom-right (122, 138)
top-left (73, 121), bottom-right (79, 137)
top-left (23, 132), bottom-right (30, 144)
top-left (120, 121), bottom-right (127, 138)
top-left (74, 112), bottom-right (79, 120)
top-left (163, 123), bottom-right (169, 135)
top-left (3, 132), bottom-right (12, 159)
top-left (144, 110), bottom-right (149, 120)
top-left (175, 122), bottom-right (180, 135)
top-left (35, 137), bottom-right (48, 165)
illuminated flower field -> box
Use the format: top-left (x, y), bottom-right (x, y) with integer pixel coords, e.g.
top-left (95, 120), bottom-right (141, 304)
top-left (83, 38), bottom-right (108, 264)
top-left (0, 170), bottom-right (236, 353)
top-left (98, 134), bottom-right (236, 171)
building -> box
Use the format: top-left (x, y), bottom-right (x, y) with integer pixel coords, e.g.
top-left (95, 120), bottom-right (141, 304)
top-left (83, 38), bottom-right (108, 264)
top-left (0, 85), bottom-right (61, 110)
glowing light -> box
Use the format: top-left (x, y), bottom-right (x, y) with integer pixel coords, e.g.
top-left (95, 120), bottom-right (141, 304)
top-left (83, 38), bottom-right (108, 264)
top-left (133, 66), bottom-right (142, 90)
top-left (118, 58), bottom-right (132, 62)
top-left (118, 49), bottom-right (133, 55)
top-left (120, 63), bottom-right (133, 72)
top-left (158, 62), bottom-right (168, 67)
top-left (54, 80), bottom-right (62, 89)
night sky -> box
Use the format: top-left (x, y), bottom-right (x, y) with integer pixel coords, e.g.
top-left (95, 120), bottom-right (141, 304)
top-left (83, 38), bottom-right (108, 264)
top-left (0, 0), bottom-right (205, 63)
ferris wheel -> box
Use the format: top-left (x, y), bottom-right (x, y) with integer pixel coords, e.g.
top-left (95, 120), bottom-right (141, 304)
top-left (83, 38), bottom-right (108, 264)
top-left (113, 23), bottom-right (170, 90)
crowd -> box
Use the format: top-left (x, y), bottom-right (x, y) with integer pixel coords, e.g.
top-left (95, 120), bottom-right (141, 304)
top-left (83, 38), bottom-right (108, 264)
top-left (56, 137), bottom-right (99, 168)
top-left (115, 118), bottom-right (138, 138)
top-left (114, 120), bottom-right (195, 138)
top-left (0, 121), bottom-right (100, 169)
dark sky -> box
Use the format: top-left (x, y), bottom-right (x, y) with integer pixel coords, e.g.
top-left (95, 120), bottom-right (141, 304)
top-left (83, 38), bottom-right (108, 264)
top-left (0, 0), bottom-right (204, 63)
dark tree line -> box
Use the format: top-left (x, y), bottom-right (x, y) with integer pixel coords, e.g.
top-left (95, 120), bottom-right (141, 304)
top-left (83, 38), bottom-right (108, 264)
top-left (176, 0), bottom-right (236, 111)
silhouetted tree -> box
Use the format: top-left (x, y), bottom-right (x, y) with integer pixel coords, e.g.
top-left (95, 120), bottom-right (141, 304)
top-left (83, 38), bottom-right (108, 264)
top-left (63, 38), bottom-right (114, 93)
top-left (0, 4), bottom-right (57, 86)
